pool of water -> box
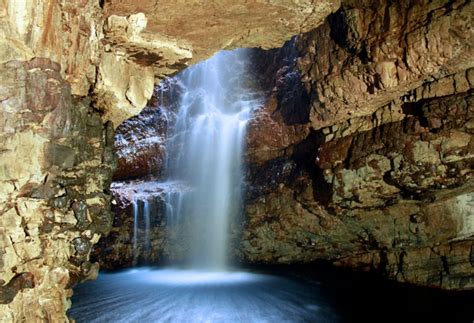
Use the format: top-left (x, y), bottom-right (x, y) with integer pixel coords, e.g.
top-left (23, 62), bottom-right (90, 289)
top-left (68, 268), bottom-right (338, 322)
top-left (68, 266), bottom-right (473, 323)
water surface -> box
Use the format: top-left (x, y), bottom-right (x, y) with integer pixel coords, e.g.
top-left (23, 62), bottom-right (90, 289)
top-left (69, 268), bottom-right (338, 322)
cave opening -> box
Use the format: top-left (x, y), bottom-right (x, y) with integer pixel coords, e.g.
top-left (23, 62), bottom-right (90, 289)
top-left (67, 47), bottom-right (330, 321)
top-left (69, 47), bottom-right (342, 322)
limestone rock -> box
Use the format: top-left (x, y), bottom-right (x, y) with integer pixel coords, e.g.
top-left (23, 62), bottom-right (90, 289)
top-left (0, 0), bottom-right (103, 96)
top-left (103, 0), bottom-right (340, 62)
top-left (112, 82), bottom-right (182, 181)
top-left (297, 0), bottom-right (474, 129)
top-left (97, 0), bottom-right (340, 126)
top-left (238, 1), bottom-right (474, 289)
top-left (1, 1), bottom-right (473, 322)
top-left (91, 180), bottom-right (174, 269)
top-left (0, 59), bottom-right (114, 322)
top-left (95, 52), bottom-right (156, 127)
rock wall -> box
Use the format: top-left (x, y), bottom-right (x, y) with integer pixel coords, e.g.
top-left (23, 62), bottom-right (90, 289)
top-left (298, 0), bottom-right (473, 128)
top-left (91, 81), bottom-right (182, 268)
top-left (90, 181), bottom-right (167, 269)
top-left (0, 1), bottom-right (336, 321)
top-left (0, 58), bottom-right (115, 320)
top-left (98, 0), bottom-right (339, 126)
top-left (242, 0), bottom-right (473, 289)
top-left (112, 79), bottom-right (183, 181)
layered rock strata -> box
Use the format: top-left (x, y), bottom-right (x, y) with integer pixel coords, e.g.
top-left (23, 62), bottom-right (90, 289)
top-left (98, 0), bottom-right (340, 126)
top-left (243, 0), bottom-right (473, 289)
top-left (91, 181), bottom-right (167, 269)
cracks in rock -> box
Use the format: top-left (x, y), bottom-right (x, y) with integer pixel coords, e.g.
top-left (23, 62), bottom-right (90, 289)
top-left (469, 244), bottom-right (474, 266)
top-left (357, 226), bottom-right (380, 250)
top-left (396, 249), bottom-right (408, 281)
top-left (430, 245), bottom-right (450, 286)
top-left (379, 249), bottom-right (389, 275)
top-left (292, 129), bottom-right (334, 206)
top-left (441, 255), bottom-right (451, 275)
top-left (0, 273), bottom-right (35, 305)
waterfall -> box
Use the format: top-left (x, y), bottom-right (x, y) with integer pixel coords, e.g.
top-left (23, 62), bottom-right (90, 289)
top-left (164, 49), bottom-right (260, 270)
top-left (132, 198), bottom-right (152, 262)
top-left (133, 200), bottom-right (138, 261)
top-left (143, 199), bottom-right (151, 252)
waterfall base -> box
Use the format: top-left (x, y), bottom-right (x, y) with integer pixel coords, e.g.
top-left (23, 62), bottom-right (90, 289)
top-left (68, 268), bottom-right (336, 322)
top-left (68, 267), bottom-right (472, 322)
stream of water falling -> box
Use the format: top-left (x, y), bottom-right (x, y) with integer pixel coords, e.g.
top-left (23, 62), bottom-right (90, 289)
top-left (132, 198), bottom-right (152, 262)
top-left (164, 49), bottom-right (260, 269)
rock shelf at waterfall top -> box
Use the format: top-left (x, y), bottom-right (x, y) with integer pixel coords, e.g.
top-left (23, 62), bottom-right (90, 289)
top-left (111, 180), bottom-right (192, 200)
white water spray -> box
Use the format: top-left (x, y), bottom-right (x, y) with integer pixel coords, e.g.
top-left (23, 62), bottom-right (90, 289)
top-left (164, 49), bottom-right (261, 270)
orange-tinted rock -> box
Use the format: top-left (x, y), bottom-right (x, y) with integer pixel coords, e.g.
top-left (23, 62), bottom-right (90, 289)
top-left (297, 0), bottom-right (474, 129)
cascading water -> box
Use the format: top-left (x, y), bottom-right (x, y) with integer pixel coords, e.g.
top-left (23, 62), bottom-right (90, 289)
top-left (143, 199), bottom-right (151, 252)
top-left (164, 49), bottom-right (260, 270)
top-left (132, 198), bottom-right (152, 262)
top-left (70, 49), bottom-right (340, 322)
top-left (133, 200), bottom-right (138, 260)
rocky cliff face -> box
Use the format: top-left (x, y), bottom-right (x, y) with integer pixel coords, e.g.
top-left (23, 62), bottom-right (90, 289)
top-left (0, 1), bottom-right (338, 321)
top-left (243, 0), bottom-right (473, 289)
top-left (0, 58), bottom-right (115, 320)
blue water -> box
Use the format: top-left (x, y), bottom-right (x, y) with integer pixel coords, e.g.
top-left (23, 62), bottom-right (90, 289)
top-left (68, 268), bottom-right (339, 323)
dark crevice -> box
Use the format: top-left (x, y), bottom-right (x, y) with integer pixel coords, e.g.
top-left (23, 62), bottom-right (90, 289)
top-left (441, 256), bottom-right (450, 275)
top-left (397, 250), bottom-right (407, 280)
top-left (328, 9), bottom-right (355, 54)
top-left (358, 43), bottom-right (370, 65)
top-left (401, 101), bottom-right (430, 128)
top-left (292, 130), bottom-right (333, 206)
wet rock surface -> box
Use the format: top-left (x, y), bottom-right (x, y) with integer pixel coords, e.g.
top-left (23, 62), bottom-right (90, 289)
top-left (91, 180), bottom-right (168, 269)
top-left (97, 0), bottom-right (339, 126)
top-left (112, 80), bottom-right (183, 181)
top-left (92, 179), bottom-right (199, 269)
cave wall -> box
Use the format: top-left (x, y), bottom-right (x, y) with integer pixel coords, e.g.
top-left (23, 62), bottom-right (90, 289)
top-left (0, 2), bottom-right (114, 320)
top-left (0, 0), bottom-right (472, 320)
top-left (0, 58), bottom-right (115, 320)
top-left (97, 0), bottom-right (340, 126)
top-left (243, 0), bottom-right (473, 289)
top-left (0, 0), bottom-right (337, 321)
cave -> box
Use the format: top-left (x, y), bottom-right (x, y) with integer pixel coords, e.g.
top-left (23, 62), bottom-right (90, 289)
top-left (0, 0), bottom-right (473, 322)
